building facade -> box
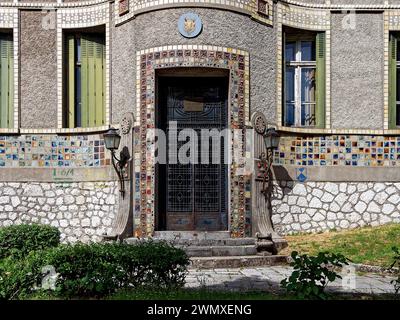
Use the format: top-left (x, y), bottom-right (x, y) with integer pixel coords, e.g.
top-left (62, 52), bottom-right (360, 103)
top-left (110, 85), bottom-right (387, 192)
top-left (0, 0), bottom-right (400, 243)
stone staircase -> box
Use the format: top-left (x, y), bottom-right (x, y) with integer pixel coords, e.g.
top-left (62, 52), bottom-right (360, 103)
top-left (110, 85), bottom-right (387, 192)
top-left (125, 231), bottom-right (289, 268)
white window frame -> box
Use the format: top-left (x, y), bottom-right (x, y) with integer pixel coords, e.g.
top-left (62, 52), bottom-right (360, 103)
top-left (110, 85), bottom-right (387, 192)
top-left (285, 40), bottom-right (316, 127)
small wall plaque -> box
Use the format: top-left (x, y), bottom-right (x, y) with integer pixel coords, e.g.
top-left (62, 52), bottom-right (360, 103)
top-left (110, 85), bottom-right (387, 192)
top-left (178, 13), bottom-right (203, 38)
top-left (184, 98), bottom-right (204, 112)
top-left (119, 0), bottom-right (129, 16)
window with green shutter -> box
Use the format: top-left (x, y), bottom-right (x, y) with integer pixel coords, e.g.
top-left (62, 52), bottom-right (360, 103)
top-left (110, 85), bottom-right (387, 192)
top-left (0, 33), bottom-right (14, 129)
top-left (283, 28), bottom-right (326, 129)
top-left (389, 33), bottom-right (399, 129)
top-left (65, 32), bottom-right (105, 128)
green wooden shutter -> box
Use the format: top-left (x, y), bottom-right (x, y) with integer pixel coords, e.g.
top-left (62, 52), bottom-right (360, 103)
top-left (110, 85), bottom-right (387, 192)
top-left (389, 34), bottom-right (397, 129)
top-left (81, 36), bottom-right (89, 128)
top-left (81, 34), bottom-right (105, 128)
top-left (94, 37), bottom-right (105, 126)
top-left (315, 32), bottom-right (326, 129)
top-left (0, 34), bottom-right (13, 129)
top-left (67, 35), bottom-right (75, 128)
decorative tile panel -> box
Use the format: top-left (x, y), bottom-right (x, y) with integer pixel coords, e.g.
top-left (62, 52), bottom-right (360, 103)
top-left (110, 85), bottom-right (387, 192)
top-left (274, 135), bottom-right (400, 167)
top-left (0, 135), bottom-right (110, 168)
top-left (135, 45), bottom-right (250, 238)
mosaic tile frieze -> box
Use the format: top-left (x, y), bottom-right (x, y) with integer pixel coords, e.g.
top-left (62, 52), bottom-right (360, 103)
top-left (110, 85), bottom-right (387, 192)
top-left (279, 3), bottom-right (330, 30)
top-left (274, 135), bottom-right (400, 167)
top-left (114, 0), bottom-right (273, 26)
top-left (135, 45), bottom-right (250, 238)
top-left (58, 3), bottom-right (109, 28)
top-left (0, 135), bottom-right (110, 168)
top-left (0, 8), bottom-right (17, 28)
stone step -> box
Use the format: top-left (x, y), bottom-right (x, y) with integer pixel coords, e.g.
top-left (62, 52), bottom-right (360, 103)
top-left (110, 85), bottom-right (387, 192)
top-left (183, 245), bottom-right (258, 257)
top-left (125, 237), bottom-right (256, 247)
top-left (153, 231), bottom-right (231, 240)
top-left (190, 255), bottom-right (289, 269)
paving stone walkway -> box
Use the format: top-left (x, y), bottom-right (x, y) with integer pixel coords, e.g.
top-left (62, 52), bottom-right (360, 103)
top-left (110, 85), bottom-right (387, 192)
top-left (185, 266), bottom-right (397, 295)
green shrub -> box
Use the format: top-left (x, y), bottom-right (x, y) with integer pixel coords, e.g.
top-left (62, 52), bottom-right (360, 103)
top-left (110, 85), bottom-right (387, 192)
top-left (281, 251), bottom-right (349, 300)
top-left (0, 254), bottom-right (45, 300)
top-left (389, 246), bottom-right (400, 294)
top-left (0, 224), bottom-right (61, 260)
top-left (0, 241), bottom-right (190, 299)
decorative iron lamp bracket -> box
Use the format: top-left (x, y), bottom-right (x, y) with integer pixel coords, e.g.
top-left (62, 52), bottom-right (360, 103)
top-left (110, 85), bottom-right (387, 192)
top-left (110, 146), bottom-right (130, 199)
top-left (103, 128), bottom-right (131, 199)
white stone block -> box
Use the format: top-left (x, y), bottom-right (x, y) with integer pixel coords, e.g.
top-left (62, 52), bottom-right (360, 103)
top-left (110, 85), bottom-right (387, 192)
top-left (382, 203), bottom-right (395, 215)
top-left (11, 196), bottom-right (20, 207)
top-left (309, 198), bottom-right (322, 209)
top-left (325, 182), bottom-right (339, 195)
top-left (354, 201), bottom-right (367, 214)
top-left (360, 190), bottom-right (375, 203)
top-left (292, 184), bottom-right (307, 196)
top-left (0, 196), bottom-right (10, 204)
top-left (321, 192), bottom-right (334, 203)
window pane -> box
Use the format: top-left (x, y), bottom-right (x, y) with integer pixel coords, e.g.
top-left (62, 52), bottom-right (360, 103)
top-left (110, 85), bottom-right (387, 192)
top-left (301, 104), bottom-right (316, 126)
top-left (285, 67), bottom-right (295, 102)
top-left (285, 42), bottom-right (296, 62)
top-left (301, 68), bottom-right (316, 103)
top-left (301, 41), bottom-right (315, 61)
top-left (397, 68), bottom-right (400, 102)
top-left (76, 37), bottom-right (81, 64)
top-left (397, 103), bottom-right (400, 127)
top-left (285, 103), bottom-right (295, 127)
top-left (75, 66), bottom-right (81, 127)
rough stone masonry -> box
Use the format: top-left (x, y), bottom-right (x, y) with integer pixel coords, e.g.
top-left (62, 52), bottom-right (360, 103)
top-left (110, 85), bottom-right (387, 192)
top-left (272, 181), bottom-right (400, 234)
top-left (0, 182), bottom-right (118, 242)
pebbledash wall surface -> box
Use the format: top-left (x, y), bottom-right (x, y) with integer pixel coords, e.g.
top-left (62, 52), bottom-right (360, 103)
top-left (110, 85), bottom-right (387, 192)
top-left (1, 0), bottom-right (400, 242)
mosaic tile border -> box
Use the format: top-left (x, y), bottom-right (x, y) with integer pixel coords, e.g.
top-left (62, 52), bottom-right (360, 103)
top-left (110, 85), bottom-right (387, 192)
top-left (276, 2), bottom-right (331, 133)
top-left (0, 8), bottom-right (18, 133)
top-left (56, 3), bottom-right (110, 131)
top-left (0, 134), bottom-right (111, 168)
top-left (134, 45), bottom-right (250, 238)
top-left (274, 135), bottom-right (400, 167)
top-left (114, 0), bottom-right (273, 26)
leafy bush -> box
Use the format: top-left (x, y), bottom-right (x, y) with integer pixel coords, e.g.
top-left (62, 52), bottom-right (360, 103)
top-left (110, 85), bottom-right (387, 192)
top-left (389, 246), bottom-right (400, 294)
top-left (0, 224), bottom-right (61, 260)
top-left (281, 251), bottom-right (349, 300)
top-left (0, 241), bottom-right (190, 299)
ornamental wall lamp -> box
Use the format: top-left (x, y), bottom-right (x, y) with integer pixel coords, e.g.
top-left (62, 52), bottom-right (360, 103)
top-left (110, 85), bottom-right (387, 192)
top-left (259, 127), bottom-right (280, 195)
top-left (103, 127), bottom-right (130, 199)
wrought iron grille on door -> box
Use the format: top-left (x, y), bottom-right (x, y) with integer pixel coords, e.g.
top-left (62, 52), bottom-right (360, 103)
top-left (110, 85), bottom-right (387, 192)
top-left (158, 77), bottom-right (228, 231)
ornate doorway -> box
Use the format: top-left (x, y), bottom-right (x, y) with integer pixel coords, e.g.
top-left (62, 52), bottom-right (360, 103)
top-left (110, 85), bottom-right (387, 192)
top-left (156, 75), bottom-right (229, 231)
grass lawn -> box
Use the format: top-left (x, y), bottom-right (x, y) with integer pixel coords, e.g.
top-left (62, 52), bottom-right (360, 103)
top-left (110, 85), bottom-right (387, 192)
top-left (282, 223), bottom-right (400, 267)
top-left (26, 288), bottom-right (398, 300)
top-left (107, 289), bottom-right (290, 300)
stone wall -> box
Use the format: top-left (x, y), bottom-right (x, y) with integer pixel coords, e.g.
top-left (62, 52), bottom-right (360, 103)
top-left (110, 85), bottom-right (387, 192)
top-left (0, 181), bottom-right (119, 242)
top-left (271, 181), bottom-right (400, 234)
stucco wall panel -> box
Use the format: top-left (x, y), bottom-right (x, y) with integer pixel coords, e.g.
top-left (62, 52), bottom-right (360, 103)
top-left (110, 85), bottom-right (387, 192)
top-left (111, 8), bottom-right (276, 124)
top-left (20, 10), bottom-right (57, 129)
top-left (331, 13), bottom-right (384, 130)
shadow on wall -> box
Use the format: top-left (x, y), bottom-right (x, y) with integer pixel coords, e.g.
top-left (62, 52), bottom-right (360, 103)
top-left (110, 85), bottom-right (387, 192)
top-left (271, 165), bottom-right (295, 234)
